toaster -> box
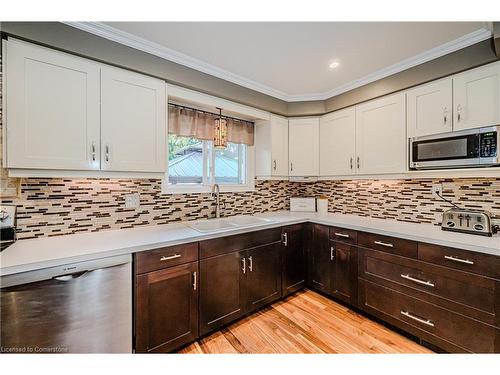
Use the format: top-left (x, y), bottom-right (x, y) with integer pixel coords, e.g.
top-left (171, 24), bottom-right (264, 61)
top-left (441, 209), bottom-right (493, 236)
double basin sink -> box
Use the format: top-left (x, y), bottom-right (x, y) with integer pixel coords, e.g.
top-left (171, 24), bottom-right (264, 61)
top-left (186, 215), bottom-right (275, 233)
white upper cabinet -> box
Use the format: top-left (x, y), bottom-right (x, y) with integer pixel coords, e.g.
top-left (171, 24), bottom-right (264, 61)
top-left (407, 78), bottom-right (453, 138)
top-left (288, 118), bottom-right (319, 176)
top-left (319, 107), bottom-right (356, 176)
top-left (255, 115), bottom-right (288, 177)
top-left (101, 67), bottom-right (166, 173)
top-left (453, 62), bottom-right (500, 131)
top-left (5, 39), bottom-right (101, 170)
top-left (355, 92), bottom-right (406, 174)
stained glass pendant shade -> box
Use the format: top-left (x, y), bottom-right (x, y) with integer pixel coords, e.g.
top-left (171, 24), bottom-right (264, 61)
top-left (214, 107), bottom-right (228, 149)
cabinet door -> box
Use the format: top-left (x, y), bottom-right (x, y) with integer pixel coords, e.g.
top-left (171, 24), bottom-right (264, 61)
top-left (270, 115), bottom-right (289, 176)
top-left (331, 241), bottom-right (357, 306)
top-left (135, 262), bottom-right (198, 353)
top-left (199, 250), bottom-right (246, 336)
top-left (6, 39), bottom-right (100, 170)
top-left (320, 108), bottom-right (356, 176)
top-left (307, 224), bottom-right (331, 293)
top-left (355, 92), bottom-right (406, 174)
top-left (245, 242), bottom-right (282, 313)
top-left (453, 62), bottom-right (500, 131)
top-left (101, 67), bottom-right (166, 172)
top-left (407, 78), bottom-right (453, 138)
top-left (282, 224), bottom-right (307, 296)
top-left (288, 118), bottom-right (320, 176)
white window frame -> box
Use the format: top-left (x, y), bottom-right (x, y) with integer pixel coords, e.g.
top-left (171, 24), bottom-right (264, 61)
top-left (162, 136), bottom-right (255, 194)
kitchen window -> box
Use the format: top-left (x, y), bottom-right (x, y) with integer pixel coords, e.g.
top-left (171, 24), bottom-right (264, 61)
top-left (163, 104), bottom-right (255, 194)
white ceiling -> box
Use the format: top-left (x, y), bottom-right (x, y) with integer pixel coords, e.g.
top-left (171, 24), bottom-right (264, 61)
top-left (70, 22), bottom-right (491, 101)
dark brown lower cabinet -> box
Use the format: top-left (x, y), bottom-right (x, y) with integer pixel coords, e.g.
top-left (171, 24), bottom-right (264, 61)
top-left (308, 224), bottom-right (331, 293)
top-left (307, 224), bottom-right (357, 307)
top-left (135, 262), bottom-right (198, 353)
top-left (245, 242), bottom-right (282, 313)
top-left (199, 241), bottom-right (283, 336)
top-left (282, 224), bottom-right (307, 297)
top-left (199, 250), bottom-right (246, 336)
top-left (330, 240), bottom-right (357, 306)
top-left (359, 278), bottom-right (500, 353)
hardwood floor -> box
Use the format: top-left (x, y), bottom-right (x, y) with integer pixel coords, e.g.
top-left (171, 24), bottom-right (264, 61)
top-left (179, 289), bottom-right (432, 354)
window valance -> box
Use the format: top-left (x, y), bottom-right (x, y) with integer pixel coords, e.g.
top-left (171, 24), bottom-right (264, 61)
top-left (168, 104), bottom-right (254, 145)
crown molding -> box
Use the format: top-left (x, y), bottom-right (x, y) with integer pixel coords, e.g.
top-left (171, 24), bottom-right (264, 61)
top-left (62, 21), bottom-right (291, 101)
top-left (63, 22), bottom-right (492, 103)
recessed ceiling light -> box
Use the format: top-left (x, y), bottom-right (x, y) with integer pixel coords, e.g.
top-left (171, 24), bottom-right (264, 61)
top-left (329, 61), bottom-right (340, 69)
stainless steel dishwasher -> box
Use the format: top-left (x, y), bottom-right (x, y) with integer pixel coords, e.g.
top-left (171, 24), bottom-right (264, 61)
top-left (0, 254), bottom-right (132, 353)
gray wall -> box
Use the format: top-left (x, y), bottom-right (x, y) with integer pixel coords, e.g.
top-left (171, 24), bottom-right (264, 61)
top-left (1, 22), bottom-right (498, 117)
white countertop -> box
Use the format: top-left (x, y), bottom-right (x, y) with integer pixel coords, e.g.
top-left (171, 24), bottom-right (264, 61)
top-left (1, 211), bottom-right (499, 276)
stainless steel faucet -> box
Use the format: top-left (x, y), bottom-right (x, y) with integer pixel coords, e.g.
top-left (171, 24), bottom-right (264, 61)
top-left (211, 184), bottom-right (221, 218)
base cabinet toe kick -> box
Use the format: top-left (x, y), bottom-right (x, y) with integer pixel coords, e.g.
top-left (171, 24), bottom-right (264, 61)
top-left (3, 223), bottom-right (498, 353)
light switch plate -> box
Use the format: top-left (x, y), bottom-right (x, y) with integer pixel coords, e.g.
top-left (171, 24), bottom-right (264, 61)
top-left (124, 193), bottom-right (140, 209)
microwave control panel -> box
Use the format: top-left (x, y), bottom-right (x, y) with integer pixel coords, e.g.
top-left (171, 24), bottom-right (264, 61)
top-left (480, 131), bottom-right (497, 157)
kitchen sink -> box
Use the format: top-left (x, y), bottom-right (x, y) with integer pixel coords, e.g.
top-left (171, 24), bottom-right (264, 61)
top-left (186, 219), bottom-right (238, 233)
top-left (186, 215), bottom-right (275, 233)
top-left (226, 215), bottom-right (275, 226)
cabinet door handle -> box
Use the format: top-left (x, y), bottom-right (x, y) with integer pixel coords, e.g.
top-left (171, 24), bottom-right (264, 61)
top-left (90, 142), bottom-right (96, 161)
top-left (400, 310), bottom-right (435, 327)
top-left (273, 160), bottom-right (277, 171)
top-left (330, 246), bottom-right (335, 261)
top-left (334, 232), bottom-right (350, 238)
top-left (400, 274), bottom-right (435, 288)
top-left (357, 156), bottom-right (360, 169)
top-left (242, 257), bottom-right (246, 274)
top-left (160, 254), bottom-right (181, 261)
top-left (290, 162), bottom-right (293, 172)
top-left (282, 233), bottom-right (288, 247)
top-left (350, 157), bottom-right (353, 170)
top-left (105, 144), bottom-right (110, 162)
top-left (192, 271), bottom-right (197, 291)
top-left (248, 256), bottom-right (253, 272)
top-left (457, 104), bottom-right (462, 122)
top-left (443, 107), bottom-right (448, 125)
top-left (374, 240), bottom-right (394, 248)
top-left (444, 255), bottom-right (474, 265)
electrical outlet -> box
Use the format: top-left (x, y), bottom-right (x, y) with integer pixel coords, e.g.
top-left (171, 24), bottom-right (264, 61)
top-left (431, 184), bottom-right (442, 199)
top-left (124, 193), bottom-right (140, 209)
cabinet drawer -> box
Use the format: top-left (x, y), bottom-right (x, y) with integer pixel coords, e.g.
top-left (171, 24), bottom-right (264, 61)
top-left (329, 227), bottom-right (357, 245)
top-left (360, 248), bottom-right (499, 325)
top-left (200, 228), bottom-right (283, 259)
top-left (135, 243), bottom-right (199, 274)
top-left (358, 232), bottom-right (417, 258)
top-left (419, 243), bottom-right (500, 280)
top-left (359, 279), bottom-right (500, 353)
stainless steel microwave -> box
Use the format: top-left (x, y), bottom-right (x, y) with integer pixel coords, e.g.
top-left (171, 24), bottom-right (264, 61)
top-left (410, 126), bottom-right (499, 170)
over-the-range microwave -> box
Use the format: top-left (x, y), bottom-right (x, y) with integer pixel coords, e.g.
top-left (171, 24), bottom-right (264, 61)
top-left (410, 126), bottom-right (499, 170)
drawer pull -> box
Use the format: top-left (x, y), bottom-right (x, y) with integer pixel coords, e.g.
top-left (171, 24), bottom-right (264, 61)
top-left (400, 274), bottom-right (435, 287)
top-left (160, 254), bottom-right (181, 261)
top-left (400, 310), bottom-right (435, 327)
top-left (444, 255), bottom-right (474, 265)
top-left (334, 232), bottom-right (350, 238)
top-left (374, 240), bottom-right (394, 248)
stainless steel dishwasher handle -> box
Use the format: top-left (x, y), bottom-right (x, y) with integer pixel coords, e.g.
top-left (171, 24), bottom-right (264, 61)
top-left (53, 270), bottom-right (89, 281)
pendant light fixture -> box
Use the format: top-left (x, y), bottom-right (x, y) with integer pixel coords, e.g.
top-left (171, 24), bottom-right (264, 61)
top-left (213, 107), bottom-right (228, 149)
